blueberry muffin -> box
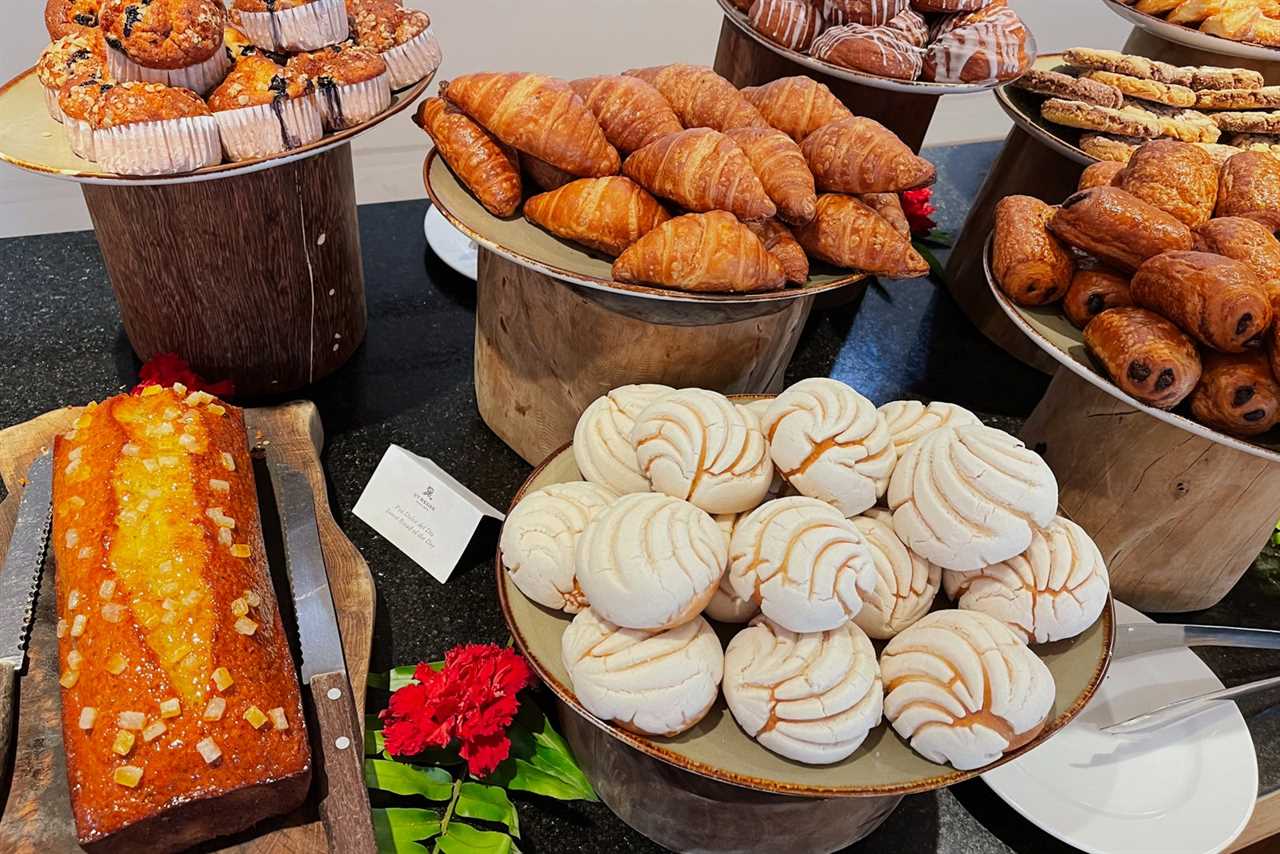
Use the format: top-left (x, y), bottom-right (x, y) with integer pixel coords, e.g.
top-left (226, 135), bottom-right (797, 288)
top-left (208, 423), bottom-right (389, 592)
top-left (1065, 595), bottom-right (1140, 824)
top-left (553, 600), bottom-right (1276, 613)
top-left (349, 0), bottom-right (440, 89)
top-left (45, 0), bottom-right (102, 39)
top-left (89, 80), bottom-right (221, 174)
top-left (208, 54), bottom-right (322, 161)
top-left (36, 30), bottom-right (107, 121)
top-left (59, 76), bottom-right (114, 160)
top-left (100, 0), bottom-right (229, 95)
top-left (286, 42), bottom-right (389, 130)
top-left (230, 0), bottom-right (350, 53)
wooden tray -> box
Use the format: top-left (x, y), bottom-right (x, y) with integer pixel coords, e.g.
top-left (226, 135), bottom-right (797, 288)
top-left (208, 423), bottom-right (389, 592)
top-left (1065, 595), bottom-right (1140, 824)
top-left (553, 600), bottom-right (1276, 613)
top-left (0, 401), bottom-right (374, 852)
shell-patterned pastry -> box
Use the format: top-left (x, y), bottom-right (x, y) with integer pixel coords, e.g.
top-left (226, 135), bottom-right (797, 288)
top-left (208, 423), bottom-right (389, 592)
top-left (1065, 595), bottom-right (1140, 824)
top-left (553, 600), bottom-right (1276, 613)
top-left (706, 512), bottom-right (760, 623)
top-left (723, 617), bottom-right (883, 764)
top-left (881, 609), bottom-right (1055, 770)
top-left (741, 399), bottom-right (785, 498)
top-left (851, 508), bottom-right (940, 639)
top-left (887, 424), bottom-right (1058, 571)
top-left (877, 399), bottom-right (981, 456)
top-left (573, 384), bottom-right (674, 495)
top-left (562, 608), bottom-right (724, 736)
top-left (631, 388), bottom-right (775, 514)
top-left (761, 378), bottom-right (895, 517)
top-left (944, 516), bottom-right (1109, 644)
top-left (728, 496), bottom-right (876, 632)
top-left (499, 481), bottom-right (617, 613)
top-left (576, 492), bottom-right (727, 630)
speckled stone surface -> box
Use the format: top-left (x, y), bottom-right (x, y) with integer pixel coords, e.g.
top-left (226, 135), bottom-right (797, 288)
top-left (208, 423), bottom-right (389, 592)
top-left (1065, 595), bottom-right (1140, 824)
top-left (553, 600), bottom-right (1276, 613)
top-left (1, 141), bottom-right (1278, 854)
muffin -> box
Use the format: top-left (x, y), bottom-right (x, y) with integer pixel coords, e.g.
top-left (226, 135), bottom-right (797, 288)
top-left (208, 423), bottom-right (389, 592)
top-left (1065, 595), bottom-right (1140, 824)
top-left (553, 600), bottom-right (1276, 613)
top-left (36, 31), bottom-right (107, 121)
top-left (286, 43), bottom-right (390, 130)
top-left (349, 0), bottom-right (441, 89)
top-left (100, 0), bottom-right (230, 96)
top-left (230, 0), bottom-right (350, 53)
top-left (45, 0), bottom-right (102, 39)
top-left (89, 80), bottom-right (221, 175)
top-left (208, 55), bottom-right (322, 161)
top-left (59, 76), bottom-right (114, 160)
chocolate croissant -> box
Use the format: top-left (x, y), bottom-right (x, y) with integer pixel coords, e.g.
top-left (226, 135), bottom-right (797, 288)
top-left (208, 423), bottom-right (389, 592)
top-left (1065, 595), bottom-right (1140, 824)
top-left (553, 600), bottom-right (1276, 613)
top-left (1048, 187), bottom-right (1193, 272)
top-left (568, 75), bottom-right (683, 154)
top-left (1131, 251), bottom-right (1273, 352)
top-left (1078, 160), bottom-right (1123, 192)
top-left (1193, 216), bottom-right (1280, 314)
top-left (1063, 266), bottom-right (1134, 330)
top-left (623, 128), bottom-right (777, 222)
top-left (859, 192), bottom-right (910, 237)
top-left (1189, 349), bottom-right (1280, 436)
top-left (624, 64), bottom-right (768, 131)
top-left (1216, 151), bottom-right (1280, 230)
top-left (992, 195), bottom-right (1074, 307)
top-left (800, 117), bottom-right (935, 194)
top-left (612, 210), bottom-right (786, 293)
top-left (524, 177), bottom-right (670, 257)
top-left (723, 126), bottom-right (818, 225)
top-left (746, 218), bottom-right (809, 285)
top-left (1083, 307), bottom-right (1202, 410)
top-left (1112, 139), bottom-right (1218, 228)
top-left (521, 153), bottom-right (576, 192)
top-left (740, 76), bottom-right (854, 142)
top-left (415, 97), bottom-right (522, 218)
top-left (792, 193), bottom-right (929, 278)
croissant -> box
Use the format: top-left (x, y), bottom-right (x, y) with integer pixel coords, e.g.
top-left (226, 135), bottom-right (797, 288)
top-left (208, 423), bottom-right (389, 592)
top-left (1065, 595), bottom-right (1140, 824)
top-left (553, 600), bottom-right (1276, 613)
top-left (441, 73), bottom-right (620, 177)
top-left (746, 218), bottom-right (809, 284)
top-left (414, 97), bottom-right (522, 218)
top-left (624, 64), bottom-right (769, 131)
top-left (800, 117), bottom-right (936, 194)
top-left (858, 192), bottom-right (910, 237)
top-left (1189, 349), bottom-right (1280, 436)
top-left (723, 126), bottom-right (817, 225)
top-left (1130, 250), bottom-right (1273, 352)
top-left (521, 153), bottom-right (576, 192)
top-left (792, 194), bottom-right (929, 278)
top-left (612, 210), bottom-right (786, 293)
top-left (623, 128), bottom-right (777, 222)
top-left (1084, 307), bottom-right (1201, 410)
top-left (740, 76), bottom-right (854, 142)
top-left (568, 75), bottom-right (683, 154)
top-left (523, 176), bottom-right (671, 257)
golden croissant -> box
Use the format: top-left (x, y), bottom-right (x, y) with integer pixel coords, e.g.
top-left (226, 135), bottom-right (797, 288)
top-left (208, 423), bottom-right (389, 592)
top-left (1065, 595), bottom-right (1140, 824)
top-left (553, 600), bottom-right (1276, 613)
top-left (623, 128), bottom-right (777, 222)
top-left (569, 75), bottom-right (683, 154)
top-left (624, 64), bottom-right (769, 131)
top-left (724, 126), bottom-right (818, 226)
top-left (793, 194), bottom-right (930, 278)
top-left (613, 210), bottom-right (786, 292)
top-left (741, 76), bottom-right (855, 142)
top-left (747, 218), bottom-right (809, 285)
top-left (801, 117), bottom-right (936, 194)
top-left (414, 97), bottom-right (522, 218)
top-left (524, 176), bottom-right (671, 257)
top-left (441, 73), bottom-right (620, 177)
top-left (859, 192), bottom-right (911, 237)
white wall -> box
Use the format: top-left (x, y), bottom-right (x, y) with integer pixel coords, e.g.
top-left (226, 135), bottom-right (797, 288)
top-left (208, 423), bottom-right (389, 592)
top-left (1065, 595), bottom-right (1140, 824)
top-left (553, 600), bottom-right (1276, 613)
top-left (0, 1), bottom-right (1125, 238)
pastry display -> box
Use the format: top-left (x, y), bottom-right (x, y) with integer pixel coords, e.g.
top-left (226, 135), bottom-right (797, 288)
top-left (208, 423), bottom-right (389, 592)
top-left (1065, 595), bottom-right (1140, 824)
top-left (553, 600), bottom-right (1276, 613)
top-left (991, 195), bottom-right (1075, 307)
top-left (286, 43), bottom-right (391, 130)
top-left (746, 218), bottom-right (810, 284)
top-left (1189, 349), bottom-right (1280, 435)
top-left (230, 0), bottom-right (349, 53)
top-left (923, 6), bottom-right (1034, 84)
top-left (624, 64), bottom-right (768, 132)
top-left (859, 191), bottom-right (911, 236)
top-left (523, 177), bottom-right (671, 257)
top-left (1011, 68), bottom-right (1125, 109)
top-left (573, 384), bottom-right (674, 495)
top-left (1216, 150), bottom-right (1280, 229)
top-left (1062, 266), bottom-right (1135, 329)
top-left (568, 75), bottom-right (683, 154)
top-left (37, 31), bottom-right (106, 121)
top-left (740, 76), bottom-right (854, 142)
top-left (748, 0), bottom-right (826, 51)
top-left (707, 513), bottom-right (761, 624)
top-left (1130, 251), bottom-right (1272, 352)
top-left (850, 508), bottom-right (941, 639)
top-left (58, 77), bottom-right (113, 160)
top-left (877, 399), bottom-right (980, 455)
top-left (207, 54), bottom-right (323, 162)
top-left (612, 210), bottom-right (788, 292)
top-left (723, 126), bottom-right (818, 225)
top-left (1115, 0), bottom-right (1280, 49)
top-left (346, 0), bottom-right (440, 89)
top-left (623, 127), bottom-right (777, 222)
top-left (793, 194), bottom-right (931, 278)
top-left (1193, 216), bottom-right (1280, 311)
top-left (101, 0), bottom-right (231, 96)
top-left (800, 116), bottom-right (936, 194)
top-left (1048, 187), bottom-right (1193, 272)
top-left (1112, 138), bottom-right (1218, 227)
top-left (91, 81), bottom-right (222, 176)
top-left (413, 97), bottom-right (522, 218)
top-left (1083, 307), bottom-right (1203, 410)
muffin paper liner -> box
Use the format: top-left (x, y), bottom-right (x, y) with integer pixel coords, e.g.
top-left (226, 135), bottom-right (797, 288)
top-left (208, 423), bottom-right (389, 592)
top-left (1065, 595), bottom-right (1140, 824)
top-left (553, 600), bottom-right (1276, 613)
top-left (43, 85), bottom-right (64, 122)
top-left (95, 114), bottom-right (222, 176)
top-left (107, 43), bottom-right (231, 96)
top-left (236, 0), bottom-right (350, 52)
top-left (214, 93), bottom-right (324, 161)
top-left (382, 26), bottom-right (442, 90)
top-left (314, 71), bottom-right (391, 131)
top-left (63, 116), bottom-right (95, 160)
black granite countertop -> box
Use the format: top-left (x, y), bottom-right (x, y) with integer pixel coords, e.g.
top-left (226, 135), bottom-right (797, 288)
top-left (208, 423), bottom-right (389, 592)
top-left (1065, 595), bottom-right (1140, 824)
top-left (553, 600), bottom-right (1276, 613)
top-left (1, 141), bottom-right (1278, 854)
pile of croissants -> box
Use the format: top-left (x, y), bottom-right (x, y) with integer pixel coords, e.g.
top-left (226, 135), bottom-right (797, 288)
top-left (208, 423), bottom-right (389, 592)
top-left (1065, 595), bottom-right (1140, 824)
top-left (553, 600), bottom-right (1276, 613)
top-left (414, 65), bottom-right (936, 293)
top-left (993, 138), bottom-right (1280, 439)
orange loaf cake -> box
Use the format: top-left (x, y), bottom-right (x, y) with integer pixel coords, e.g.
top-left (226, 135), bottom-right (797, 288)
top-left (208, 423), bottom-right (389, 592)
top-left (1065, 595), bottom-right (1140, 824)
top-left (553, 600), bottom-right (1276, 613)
top-left (51, 386), bottom-right (310, 853)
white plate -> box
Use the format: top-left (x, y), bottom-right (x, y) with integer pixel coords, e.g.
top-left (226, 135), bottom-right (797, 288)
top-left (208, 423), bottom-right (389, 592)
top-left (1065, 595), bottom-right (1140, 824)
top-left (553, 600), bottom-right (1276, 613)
top-left (1100, 0), bottom-right (1280, 62)
top-left (424, 204), bottom-right (478, 280)
top-left (983, 601), bottom-right (1258, 854)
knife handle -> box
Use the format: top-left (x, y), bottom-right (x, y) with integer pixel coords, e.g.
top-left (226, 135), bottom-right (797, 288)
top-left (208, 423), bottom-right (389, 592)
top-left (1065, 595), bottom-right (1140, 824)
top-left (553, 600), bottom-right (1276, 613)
top-left (310, 671), bottom-right (376, 854)
top-left (0, 661), bottom-right (14, 774)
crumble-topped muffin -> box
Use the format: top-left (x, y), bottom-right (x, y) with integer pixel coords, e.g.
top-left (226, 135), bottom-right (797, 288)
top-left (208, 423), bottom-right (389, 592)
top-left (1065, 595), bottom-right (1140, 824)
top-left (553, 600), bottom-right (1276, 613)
top-left (37, 31), bottom-right (107, 121)
top-left (230, 0), bottom-right (349, 53)
top-left (89, 80), bottom-right (221, 175)
top-left (286, 42), bottom-right (389, 130)
top-left (45, 0), bottom-right (102, 39)
top-left (349, 0), bottom-right (439, 89)
top-left (100, 0), bottom-right (229, 95)
top-left (59, 75), bottom-right (114, 160)
top-left (208, 54), bottom-right (323, 160)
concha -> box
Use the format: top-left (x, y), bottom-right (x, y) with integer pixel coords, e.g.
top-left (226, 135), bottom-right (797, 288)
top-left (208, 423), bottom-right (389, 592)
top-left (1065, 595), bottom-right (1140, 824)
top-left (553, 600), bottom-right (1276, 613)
top-left (705, 512), bottom-right (760, 624)
top-left (573, 383), bottom-right (674, 495)
top-left (741, 399), bottom-right (785, 499)
top-left (944, 515), bottom-right (1109, 644)
top-left (878, 399), bottom-right (981, 456)
top-left (723, 617), bottom-right (883, 764)
top-left (576, 492), bottom-right (727, 630)
top-left (887, 424), bottom-right (1058, 571)
top-left (881, 609), bottom-right (1055, 771)
top-left (851, 508), bottom-right (940, 639)
top-left (499, 481), bottom-right (617, 612)
top-left (562, 608), bottom-right (724, 736)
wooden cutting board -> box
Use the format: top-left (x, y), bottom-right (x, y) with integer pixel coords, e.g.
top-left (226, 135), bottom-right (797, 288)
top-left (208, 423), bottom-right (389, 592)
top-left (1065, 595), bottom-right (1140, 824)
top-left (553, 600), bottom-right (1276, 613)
top-left (0, 401), bottom-right (374, 853)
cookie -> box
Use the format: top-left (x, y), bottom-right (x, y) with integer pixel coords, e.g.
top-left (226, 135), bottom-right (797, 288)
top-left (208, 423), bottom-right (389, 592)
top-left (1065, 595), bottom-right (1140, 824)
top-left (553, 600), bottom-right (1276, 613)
top-left (1083, 70), bottom-right (1195, 107)
top-left (1198, 141), bottom-right (1251, 166)
top-left (1150, 59), bottom-right (1195, 87)
top-left (1041, 98), bottom-right (1162, 138)
top-left (1126, 100), bottom-right (1222, 143)
top-left (1195, 86), bottom-right (1280, 110)
top-left (1186, 66), bottom-right (1264, 92)
top-left (1211, 110), bottom-right (1280, 134)
top-left (1063, 47), bottom-right (1155, 81)
top-left (1079, 133), bottom-right (1143, 162)
top-left (1011, 69), bottom-right (1123, 108)
top-left (1228, 131), bottom-right (1280, 149)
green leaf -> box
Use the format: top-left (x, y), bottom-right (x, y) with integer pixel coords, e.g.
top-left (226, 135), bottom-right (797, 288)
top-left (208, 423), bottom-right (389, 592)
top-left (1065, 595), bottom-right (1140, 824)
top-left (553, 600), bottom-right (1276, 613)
top-left (435, 822), bottom-right (514, 854)
top-left (368, 663), bottom-right (443, 692)
top-left (482, 703), bottom-right (595, 801)
top-left (365, 716), bottom-right (387, 756)
top-left (912, 241), bottom-right (947, 285)
top-left (456, 783), bottom-right (520, 837)
top-left (366, 759), bottom-right (455, 800)
top-left (372, 807), bottom-right (442, 853)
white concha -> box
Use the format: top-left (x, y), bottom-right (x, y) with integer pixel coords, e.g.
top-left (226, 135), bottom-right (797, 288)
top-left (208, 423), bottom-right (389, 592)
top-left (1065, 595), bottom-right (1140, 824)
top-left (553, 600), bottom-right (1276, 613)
top-left (728, 496), bottom-right (876, 633)
top-left (851, 508), bottom-right (941, 639)
top-left (573, 384), bottom-right (674, 495)
top-left (762, 378), bottom-right (896, 518)
top-left (631, 388), bottom-right (774, 514)
top-left (881, 609), bottom-right (1056, 771)
top-left (499, 481), bottom-right (617, 612)
top-left (944, 515), bottom-right (1110, 644)
top-left (742, 399), bottom-right (785, 499)
top-left (576, 492), bottom-right (727, 630)
top-left (705, 512), bottom-right (760, 623)
top-left (562, 608), bottom-right (724, 736)
top-left (888, 424), bottom-right (1058, 571)
top-left (723, 617), bottom-right (883, 764)
top-left (878, 399), bottom-right (981, 456)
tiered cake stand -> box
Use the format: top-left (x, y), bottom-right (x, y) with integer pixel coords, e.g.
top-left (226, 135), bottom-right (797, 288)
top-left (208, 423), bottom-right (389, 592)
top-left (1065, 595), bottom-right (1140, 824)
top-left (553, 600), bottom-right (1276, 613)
top-left (0, 66), bottom-right (434, 396)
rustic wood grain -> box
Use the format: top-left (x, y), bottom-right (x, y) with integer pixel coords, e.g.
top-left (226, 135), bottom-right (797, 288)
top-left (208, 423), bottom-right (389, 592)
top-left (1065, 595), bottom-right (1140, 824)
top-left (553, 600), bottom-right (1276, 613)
top-left (0, 401), bottom-right (374, 853)
top-left (80, 145), bottom-right (367, 397)
top-left (473, 249), bottom-right (815, 464)
top-left (1228, 789), bottom-right (1280, 853)
top-left (309, 671), bottom-right (376, 854)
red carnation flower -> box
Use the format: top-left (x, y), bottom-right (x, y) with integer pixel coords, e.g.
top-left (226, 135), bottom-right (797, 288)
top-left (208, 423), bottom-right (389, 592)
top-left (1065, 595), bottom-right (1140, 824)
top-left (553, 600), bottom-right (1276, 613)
top-left (132, 352), bottom-right (235, 398)
top-left (901, 187), bottom-right (938, 236)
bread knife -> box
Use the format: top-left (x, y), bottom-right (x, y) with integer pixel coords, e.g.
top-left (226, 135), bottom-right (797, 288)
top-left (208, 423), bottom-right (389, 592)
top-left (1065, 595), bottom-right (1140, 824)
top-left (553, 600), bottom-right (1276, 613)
top-left (0, 453), bottom-right (53, 774)
top-left (265, 458), bottom-right (376, 854)
top-left (1114, 623), bottom-right (1280, 659)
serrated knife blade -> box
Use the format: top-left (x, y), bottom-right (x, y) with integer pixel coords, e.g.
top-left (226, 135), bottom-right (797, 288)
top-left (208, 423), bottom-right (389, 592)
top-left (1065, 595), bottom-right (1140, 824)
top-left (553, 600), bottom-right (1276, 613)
top-left (0, 453), bottom-right (54, 670)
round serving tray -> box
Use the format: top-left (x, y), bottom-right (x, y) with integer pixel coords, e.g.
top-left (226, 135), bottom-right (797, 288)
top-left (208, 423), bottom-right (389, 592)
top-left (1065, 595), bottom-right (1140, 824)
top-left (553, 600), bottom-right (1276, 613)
top-left (982, 235), bottom-right (1280, 463)
top-left (714, 0), bottom-right (1037, 96)
top-left (0, 66), bottom-right (433, 186)
top-left (994, 52), bottom-right (1095, 168)
top-left (1100, 0), bottom-right (1280, 62)
top-left (496, 430), bottom-right (1116, 799)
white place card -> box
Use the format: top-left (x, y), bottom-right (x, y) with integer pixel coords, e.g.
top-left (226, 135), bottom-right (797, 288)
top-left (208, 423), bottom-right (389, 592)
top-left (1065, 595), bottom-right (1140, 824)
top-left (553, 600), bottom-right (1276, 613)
top-left (353, 445), bottom-right (505, 583)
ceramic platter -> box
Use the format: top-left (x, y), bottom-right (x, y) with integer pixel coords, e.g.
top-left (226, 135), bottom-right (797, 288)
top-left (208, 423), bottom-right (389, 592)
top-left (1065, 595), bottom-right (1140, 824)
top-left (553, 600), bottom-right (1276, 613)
top-left (713, 0), bottom-right (1036, 96)
top-left (1101, 0), bottom-right (1280, 62)
top-left (496, 434), bottom-right (1116, 798)
top-left (0, 66), bottom-right (433, 186)
top-left (983, 601), bottom-right (1257, 854)
top-left (422, 149), bottom-right (866, 305)
top-left (424, 204), bottom-right (479, 280)
top-left (994, 52), bottom-right (1095, 167)
top-left (982, 236), bottom-right (1280, 462)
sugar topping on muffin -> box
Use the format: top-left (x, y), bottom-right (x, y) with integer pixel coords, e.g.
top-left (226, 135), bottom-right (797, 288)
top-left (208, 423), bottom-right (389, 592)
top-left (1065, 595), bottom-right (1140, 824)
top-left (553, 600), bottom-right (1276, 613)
top-left (37, 31), bottom-right (107, 91)
top-left (88, 79), bottom-right (210, 129)
top-left (208, 54), bottom-right (312, 111)
top-left (45, 0), bottom-right (102, 39)
top-left (350, 2), bottom-right (429, 52)
top-left (286, 40), bottom-right (386, 85)
top-left (100, 0), bottom-right (226, 69)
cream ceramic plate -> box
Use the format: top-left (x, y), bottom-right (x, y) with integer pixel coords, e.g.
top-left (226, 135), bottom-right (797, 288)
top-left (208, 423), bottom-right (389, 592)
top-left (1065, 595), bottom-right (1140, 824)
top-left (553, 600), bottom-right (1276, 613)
top-left (995, 53), bottom-right (1096, 167)
top-left (983, 601), bottom-right (1257, 854)
top-left (982, 237), bottom-right (1280, 461)
top-left (1101, 0), bottom-right (1280, 62)
top-left (496, 434), bottom-right (1115, 798)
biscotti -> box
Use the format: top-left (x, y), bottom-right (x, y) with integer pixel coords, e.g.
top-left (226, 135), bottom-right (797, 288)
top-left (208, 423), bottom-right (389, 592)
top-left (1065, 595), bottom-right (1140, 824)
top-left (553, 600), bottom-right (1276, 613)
top-left (52, 386), bottom-right (310, 853)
